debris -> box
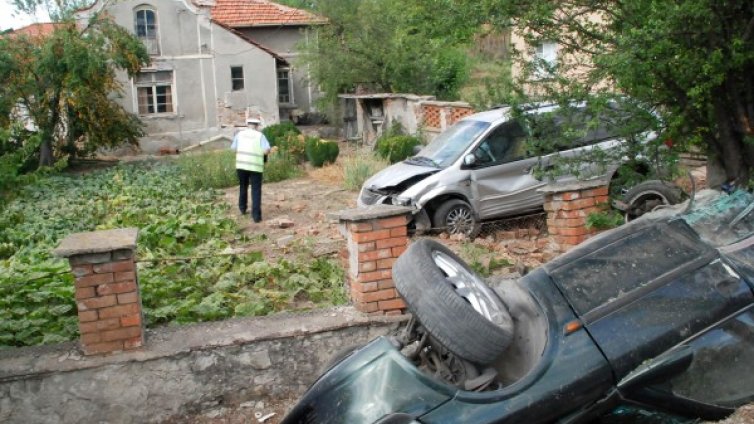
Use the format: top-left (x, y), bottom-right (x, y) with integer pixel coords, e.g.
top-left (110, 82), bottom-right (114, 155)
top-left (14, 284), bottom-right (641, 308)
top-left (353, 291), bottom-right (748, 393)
top-left (276, 235), bottom-right (295, 248)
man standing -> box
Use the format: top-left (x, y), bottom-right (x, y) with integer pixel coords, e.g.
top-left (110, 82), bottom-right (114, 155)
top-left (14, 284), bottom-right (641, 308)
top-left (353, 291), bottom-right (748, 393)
top-left (232, 118), bottom-right (271, 223)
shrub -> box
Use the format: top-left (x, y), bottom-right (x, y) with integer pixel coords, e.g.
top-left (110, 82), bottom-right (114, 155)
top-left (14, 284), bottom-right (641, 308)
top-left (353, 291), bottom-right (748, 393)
top-left (276, 133), bottom-right (307, 163)
top-left (264, 150), bottom-right (302, 183)
top-left (175, 150), bottom-right (236, 190)
top-left (375, 135), bottom-right (422, 164)
top-left (305, 137), bottom-right (340, 167)
top-left (262, 121), bottom-right (301, 146)
top-left (585, 210), bottom-right (624, 230)
top-left (342, 151), bottom-right (390, 190)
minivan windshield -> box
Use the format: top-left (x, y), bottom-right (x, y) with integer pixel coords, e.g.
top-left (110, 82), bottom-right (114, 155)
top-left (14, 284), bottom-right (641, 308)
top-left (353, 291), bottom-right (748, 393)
top-left (413, 120), bottom-right (490, 168)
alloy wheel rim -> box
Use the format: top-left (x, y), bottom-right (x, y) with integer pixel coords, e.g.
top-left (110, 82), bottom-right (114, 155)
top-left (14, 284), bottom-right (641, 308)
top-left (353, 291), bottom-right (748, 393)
top-left (446, 206), bottom-right (475, 235)
top-left (432, 250), bottom-right (507, 326)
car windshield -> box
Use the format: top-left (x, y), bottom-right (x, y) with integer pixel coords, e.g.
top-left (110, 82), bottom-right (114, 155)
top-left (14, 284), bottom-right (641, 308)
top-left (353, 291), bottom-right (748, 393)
top-left (415, 120), bottom-right (491, 168)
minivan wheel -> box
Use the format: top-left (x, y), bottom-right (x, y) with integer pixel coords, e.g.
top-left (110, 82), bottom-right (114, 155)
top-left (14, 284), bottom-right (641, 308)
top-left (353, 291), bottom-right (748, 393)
top-left (622, 180), bottom-right (683, 221)
top-left (393, 239), bottom-right (514, 365)
top-left (433, 200), bottom-right (481, 238)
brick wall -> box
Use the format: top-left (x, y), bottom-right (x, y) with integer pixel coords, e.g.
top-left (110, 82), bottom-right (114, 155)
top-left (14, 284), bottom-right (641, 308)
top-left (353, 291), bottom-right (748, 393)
top-left (544, 185), bottom-right (610, 249)
top-left (420, 102), bottom-right (475, 131)
top-left (333, 206), bottom-right (413, 316)
top-left (422, 104), bottom-right (441, 129)
top-left (54, 228), bottom-right (144, 355)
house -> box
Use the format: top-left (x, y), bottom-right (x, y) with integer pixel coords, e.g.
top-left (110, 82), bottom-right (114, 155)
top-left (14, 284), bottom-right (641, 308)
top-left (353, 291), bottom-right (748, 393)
top-left (74, 0), bottom-right (324, 153)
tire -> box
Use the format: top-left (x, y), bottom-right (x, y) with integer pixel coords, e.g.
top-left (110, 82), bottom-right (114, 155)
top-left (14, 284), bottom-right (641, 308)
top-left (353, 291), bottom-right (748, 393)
top-left (393, 239), bottom-right (514, 365)
top-left (433, 199), bottom-right (481, 238)
top-left (622, 180), bottom-right (684, 221)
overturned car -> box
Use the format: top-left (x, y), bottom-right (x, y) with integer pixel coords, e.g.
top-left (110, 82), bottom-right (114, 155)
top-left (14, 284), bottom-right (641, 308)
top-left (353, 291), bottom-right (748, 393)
top-left (283, 190), bottom-right (754, 424)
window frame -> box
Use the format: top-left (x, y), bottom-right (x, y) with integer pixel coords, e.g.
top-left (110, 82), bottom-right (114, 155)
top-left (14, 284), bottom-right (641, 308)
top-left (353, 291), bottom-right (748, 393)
top-left (134, 6), bottom-right (161, 56)
top-left (231, 66), bottom-right (244, 91)
top-left (533, 40), bottom-right (558, 79)
top-left (134, 71), bottom-right (175, 116)
top-left (277, 68), bottom-right (293, 105)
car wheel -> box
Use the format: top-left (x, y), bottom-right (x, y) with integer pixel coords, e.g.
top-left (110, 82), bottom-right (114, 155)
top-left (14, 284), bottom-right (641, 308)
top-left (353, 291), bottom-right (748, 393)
top-left (623, 180), bottom-right (683, 221)
top-left (393, 239), bottom-right (514, 365)
top-left (433, 199), bottom-right (481, 238)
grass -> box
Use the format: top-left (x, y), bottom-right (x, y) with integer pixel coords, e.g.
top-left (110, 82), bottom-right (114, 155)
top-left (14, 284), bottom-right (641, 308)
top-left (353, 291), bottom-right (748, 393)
top-left (341, 150), bottom-right (390, 190)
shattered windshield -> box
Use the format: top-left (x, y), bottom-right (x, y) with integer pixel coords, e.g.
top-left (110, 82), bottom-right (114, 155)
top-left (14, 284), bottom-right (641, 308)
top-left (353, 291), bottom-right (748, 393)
top-left (683, 190), bottom-right (754, 246)
top-left (417, 120), bottom-right (490, 168)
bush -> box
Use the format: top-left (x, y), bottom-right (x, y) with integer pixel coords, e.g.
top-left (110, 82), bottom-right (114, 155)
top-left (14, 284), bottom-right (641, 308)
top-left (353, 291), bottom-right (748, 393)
top-left (375, 135), bottom-right (422, 164)
top-left (586, 210), bottom-right (624, 230)
top-left (276, 133), bottom-right (307, 163)
top-left (175, 150), bottom-right (236, 190)
top-left (342, 151), bottom-right (390, 190)
top-left (264, 150), bottom-right (302, 183)
top-left (305, 137), bottom-right (340, 167)
top-left (262, 122), bottom-right (301, 146)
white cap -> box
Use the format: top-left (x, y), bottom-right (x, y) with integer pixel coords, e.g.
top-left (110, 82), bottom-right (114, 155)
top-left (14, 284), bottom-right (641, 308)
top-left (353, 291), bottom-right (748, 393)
top-left (246, 118), bottom-right (261, 125)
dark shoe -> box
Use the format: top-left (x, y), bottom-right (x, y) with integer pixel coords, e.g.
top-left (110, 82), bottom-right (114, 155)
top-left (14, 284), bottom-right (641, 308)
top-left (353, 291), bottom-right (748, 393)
top-left (239, 210), bottom-right (247, 216)
top-left (253, 219), bottom-right (262, 223)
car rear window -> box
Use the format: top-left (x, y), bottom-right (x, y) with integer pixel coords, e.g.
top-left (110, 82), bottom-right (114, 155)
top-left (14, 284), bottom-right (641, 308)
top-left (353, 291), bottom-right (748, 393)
top-left (550, 221), bottom-right (710, 315)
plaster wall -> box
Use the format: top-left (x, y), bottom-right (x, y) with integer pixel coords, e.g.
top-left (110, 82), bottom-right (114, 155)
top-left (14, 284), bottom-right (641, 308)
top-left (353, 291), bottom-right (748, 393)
top-left (0, 308), bottom-right (404, 423)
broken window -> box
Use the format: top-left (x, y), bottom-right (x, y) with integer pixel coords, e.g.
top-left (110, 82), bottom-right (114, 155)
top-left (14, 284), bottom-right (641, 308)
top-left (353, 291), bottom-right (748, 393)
top-left (135, 71), bottom-right (174, 115)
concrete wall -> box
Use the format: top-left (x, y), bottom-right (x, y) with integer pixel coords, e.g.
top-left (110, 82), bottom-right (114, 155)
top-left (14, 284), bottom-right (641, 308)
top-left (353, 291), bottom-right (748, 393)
top-left (76, 0), bottom-right (280, 153)
top-left (0, 308), bottom-right (405, 423)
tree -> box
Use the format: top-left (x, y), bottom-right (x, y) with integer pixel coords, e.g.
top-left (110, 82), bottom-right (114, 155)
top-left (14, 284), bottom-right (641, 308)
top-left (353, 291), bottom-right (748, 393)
top-left (482, 0), bottom-right (754, 186)
top-left (299, 0), bottom-right (475, 103)
top-left (0, 9), bottom-right (148, 168)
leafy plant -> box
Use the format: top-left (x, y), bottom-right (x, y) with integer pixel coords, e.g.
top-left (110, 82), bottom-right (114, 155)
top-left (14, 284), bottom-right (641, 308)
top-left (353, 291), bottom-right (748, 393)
top-left (0, 160), bottom-right (344, 347)
top-left (585, 210), bottom-right (625, 230)
top-left (341, 151), bottom-right (390, 190)
top-left (276, 132), bottom-right (308, 163)
top-left (264, 150), bottom-right (302, 183)
top-left (375, 135), bottom-right (422, 164)
top-left (305, 137), bottom-right (340, 167)
top-left (262, 122), bottom-right (301, 146)
top-left (175, 151), bottom-right (236, 190)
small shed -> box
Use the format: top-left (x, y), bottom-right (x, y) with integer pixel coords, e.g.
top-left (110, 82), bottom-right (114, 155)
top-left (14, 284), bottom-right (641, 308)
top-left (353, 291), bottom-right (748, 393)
top-left (339, 93), bottom-right (435, 145)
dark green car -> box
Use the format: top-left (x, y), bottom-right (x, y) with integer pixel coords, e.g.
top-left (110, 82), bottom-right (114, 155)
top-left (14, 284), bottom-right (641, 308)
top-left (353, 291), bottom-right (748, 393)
top-left (283, 191), bottom-right (754, 424)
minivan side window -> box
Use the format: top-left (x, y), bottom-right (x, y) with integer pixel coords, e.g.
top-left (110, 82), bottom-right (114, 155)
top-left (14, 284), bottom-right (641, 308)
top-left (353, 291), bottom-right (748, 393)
top-left (472, 121), bottom-right (528, 166)
top-left (529, 107), bottom-right (623, 155)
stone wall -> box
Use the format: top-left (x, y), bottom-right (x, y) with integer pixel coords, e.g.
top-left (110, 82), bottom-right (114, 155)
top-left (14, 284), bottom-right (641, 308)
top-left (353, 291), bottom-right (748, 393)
top-left (0, 308), bottom-right (405, 423)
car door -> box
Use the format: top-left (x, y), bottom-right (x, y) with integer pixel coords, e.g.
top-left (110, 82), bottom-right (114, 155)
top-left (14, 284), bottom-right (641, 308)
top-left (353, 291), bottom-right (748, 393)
top-left (617, 306), bottom-right (754, 420)
top-left (466, 121), bottom-right (545, 219)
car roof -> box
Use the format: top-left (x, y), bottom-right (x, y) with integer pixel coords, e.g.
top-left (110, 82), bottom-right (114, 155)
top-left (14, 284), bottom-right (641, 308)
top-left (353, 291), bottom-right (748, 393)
top-left (460, 103), bottom-right (561, 125)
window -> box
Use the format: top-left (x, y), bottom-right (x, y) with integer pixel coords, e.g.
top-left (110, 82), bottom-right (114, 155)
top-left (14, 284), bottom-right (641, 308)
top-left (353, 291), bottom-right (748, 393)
top-left (135, 71), bottom-right (174, 115)
top-left (533, 41), bottom-right (557, 78)
top-left (472, 122), bottom-right (528, 166)
top-left (134, 7), bottom-right (160, 55)
top-left (277, 69), bottom-right (292, 104)
top-left (231, 66), bottom-right (244, 91)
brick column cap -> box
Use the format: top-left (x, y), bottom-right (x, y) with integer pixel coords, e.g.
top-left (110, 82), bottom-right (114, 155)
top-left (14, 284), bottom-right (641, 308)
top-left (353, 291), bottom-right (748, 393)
top-left (327, 205), bottom-right (413, 224)
top-left (53, 228), bottom-right (139, 258)
top-left (539, 177), bottom-right (610, 194)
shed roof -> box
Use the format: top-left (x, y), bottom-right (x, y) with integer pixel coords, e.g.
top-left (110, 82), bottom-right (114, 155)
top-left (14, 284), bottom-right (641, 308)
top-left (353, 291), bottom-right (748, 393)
top-left (7, 22), bottom-right (61, 39)
top-left (211, 0), bottom-right (326, 28)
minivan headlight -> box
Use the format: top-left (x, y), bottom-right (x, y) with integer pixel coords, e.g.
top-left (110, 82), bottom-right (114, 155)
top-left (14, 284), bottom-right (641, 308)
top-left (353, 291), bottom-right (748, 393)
top-left (392, 196), bottom-right (412, 206)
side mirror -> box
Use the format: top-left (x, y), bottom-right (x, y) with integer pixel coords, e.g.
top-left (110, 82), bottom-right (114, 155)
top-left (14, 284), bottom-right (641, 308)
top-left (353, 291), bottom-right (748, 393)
top-left (412, 145), bottom-right (422, 155)
top-left (463, 154), bottom-right (476, 167)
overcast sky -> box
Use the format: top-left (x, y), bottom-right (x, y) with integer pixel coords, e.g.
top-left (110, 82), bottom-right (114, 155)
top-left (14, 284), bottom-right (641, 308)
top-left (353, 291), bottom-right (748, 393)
top-left (1, 0), bottom-right (50, 31)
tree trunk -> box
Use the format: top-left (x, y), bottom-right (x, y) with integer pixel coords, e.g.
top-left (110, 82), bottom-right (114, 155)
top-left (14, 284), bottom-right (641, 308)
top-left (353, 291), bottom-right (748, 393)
top-left (38, 137), bottom-right (53, 168)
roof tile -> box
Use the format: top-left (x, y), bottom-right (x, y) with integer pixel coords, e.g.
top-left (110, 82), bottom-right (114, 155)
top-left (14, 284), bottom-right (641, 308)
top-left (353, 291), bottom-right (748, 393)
top-left (211, 0), bottom-right (326, 27)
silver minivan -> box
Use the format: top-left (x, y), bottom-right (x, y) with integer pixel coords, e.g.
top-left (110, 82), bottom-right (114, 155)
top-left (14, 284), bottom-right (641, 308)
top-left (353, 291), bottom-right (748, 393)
top-left (358, 103), bottom-right (653, 236)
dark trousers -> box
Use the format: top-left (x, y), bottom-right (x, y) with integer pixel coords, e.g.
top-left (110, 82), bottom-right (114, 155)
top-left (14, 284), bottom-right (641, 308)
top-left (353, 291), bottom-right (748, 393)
top-left (237, 169), bottom-right (263, 222)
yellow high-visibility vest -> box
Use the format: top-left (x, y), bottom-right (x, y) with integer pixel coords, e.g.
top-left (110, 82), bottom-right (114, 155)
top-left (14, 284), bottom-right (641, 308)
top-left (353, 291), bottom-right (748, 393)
top-left (235, 130), bottom-right (264, 172)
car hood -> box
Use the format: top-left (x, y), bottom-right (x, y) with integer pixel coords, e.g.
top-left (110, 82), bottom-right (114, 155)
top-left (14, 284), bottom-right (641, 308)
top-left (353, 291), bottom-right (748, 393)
top-left (364, 161), bottom-right (439, 191)
top-left (281, 337), bottom-right (452, 424)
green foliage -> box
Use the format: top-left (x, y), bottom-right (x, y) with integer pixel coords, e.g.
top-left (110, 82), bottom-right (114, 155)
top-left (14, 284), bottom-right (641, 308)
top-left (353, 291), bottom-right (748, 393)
top-left (0, 16), bottom-right (149, 168)
top-left (305, 137), bottom-right (340, 167)
top-left (457, 242), bottom-right (512, 277)
top-left (341, 150), bottom-right (390, 190)
top-left (496, 0), bottom-right (754, 183)
top-left (0, 161), bottom-right (344, 347)
top-left (175, 151), bottom-right (237, 190)
top-left (276, 132), bottom-right (307, 162)
top-left (375, 135), bottom-right (422, 164)
top-left (586, 210), bottom-right (625, 230)
top-left (264, 150), bottom-right (302, 183)
top-left (262, 122), bottom-right (301, 146)
top-left (299, 0), bottom-right (476, 104)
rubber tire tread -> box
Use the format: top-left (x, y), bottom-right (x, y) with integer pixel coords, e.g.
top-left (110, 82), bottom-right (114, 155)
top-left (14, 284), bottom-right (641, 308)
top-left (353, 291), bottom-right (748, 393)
top-left (432, 199), bottom-right (481, 239)
top-left (623, 180), bottom-right (683, 217)
top-left (393, 238), bottom-right (514, 365)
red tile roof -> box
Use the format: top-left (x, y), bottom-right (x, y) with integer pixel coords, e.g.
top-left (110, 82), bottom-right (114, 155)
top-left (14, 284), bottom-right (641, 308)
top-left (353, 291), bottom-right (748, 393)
top-left (211, 0), bottom-right (326, 28)
top-left (8, 22), bottom-right (60, 39)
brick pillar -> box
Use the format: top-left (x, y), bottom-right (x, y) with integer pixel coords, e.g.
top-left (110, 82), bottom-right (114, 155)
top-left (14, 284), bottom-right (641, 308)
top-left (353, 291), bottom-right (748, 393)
top-left (53, 228), bottom-right (144, 355)
top-left (541, 180), bottom-right (611, 250)
top-left (330, 205), bottom-right (413, 316)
